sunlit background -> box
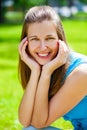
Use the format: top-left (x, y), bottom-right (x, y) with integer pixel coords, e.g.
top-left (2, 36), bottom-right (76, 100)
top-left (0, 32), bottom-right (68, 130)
top-left (0, 0), bottom-right (87, 129)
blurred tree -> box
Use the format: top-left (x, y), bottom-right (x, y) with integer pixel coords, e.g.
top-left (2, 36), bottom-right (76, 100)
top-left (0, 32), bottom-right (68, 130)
top-left (0, 0), bottom-right (2, 23)
top-left (79, 0), bottom-right (87, 4)
top-left (13, 0), bottom-right (47, 13)
top-left (13, 0), bottom-right (48, 20)
top-left (0, 0), bottom-right (49, 23)
top-left (0, 0), bottom-right (5, 23)
top-left (13, 0), bottom-right (29, 12)
top-left (67, 0), bottom-right (74, 7)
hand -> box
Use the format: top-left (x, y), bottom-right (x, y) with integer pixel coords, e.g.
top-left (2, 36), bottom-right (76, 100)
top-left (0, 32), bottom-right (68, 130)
top-left (18, 37), bottom-right (41, 72)
top-left (42, 40), bottom-right (69, 75)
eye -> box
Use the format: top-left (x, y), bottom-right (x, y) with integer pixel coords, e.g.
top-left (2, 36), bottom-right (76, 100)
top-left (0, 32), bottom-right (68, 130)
top-left (30, 38), bottom-right (39, 41)
top-left (46, 37), bottom-right (55, 41)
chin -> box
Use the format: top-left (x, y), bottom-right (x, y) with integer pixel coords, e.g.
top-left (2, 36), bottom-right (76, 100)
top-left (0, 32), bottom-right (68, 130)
top-left (38, 62), bottom-right (47, 66)
top-left (38, 60), bottom-right (50, 66)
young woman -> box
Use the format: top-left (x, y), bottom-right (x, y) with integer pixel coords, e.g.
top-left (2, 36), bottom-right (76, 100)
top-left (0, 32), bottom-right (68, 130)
top-left (18, 6), bottom-right (87, 130)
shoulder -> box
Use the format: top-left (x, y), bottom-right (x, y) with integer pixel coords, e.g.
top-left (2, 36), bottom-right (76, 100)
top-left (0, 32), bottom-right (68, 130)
top-left (75, 64), bottom-right (87, 84)
top-left (63, 52), bottom-right (87, 82)
top-left (67, 63), bottom-right (87, 79)
top-left (69, 52), bottom-right (87, 64)
top-left (62, 64), bottom-right (87, 98)
top-left (73, 64), bottom-right (87, 76)
top-left (66, 64), bottom-right (87, 92)
top-left (70, 51), bottom-right (87, 59)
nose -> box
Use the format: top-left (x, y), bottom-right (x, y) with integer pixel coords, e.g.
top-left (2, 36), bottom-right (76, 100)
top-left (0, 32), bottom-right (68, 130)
top-left (40, 40), bottom-right (47, 50)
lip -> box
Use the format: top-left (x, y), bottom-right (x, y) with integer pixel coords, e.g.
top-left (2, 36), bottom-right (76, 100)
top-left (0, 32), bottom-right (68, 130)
top-left (37, 52), bottom-right (50, 58)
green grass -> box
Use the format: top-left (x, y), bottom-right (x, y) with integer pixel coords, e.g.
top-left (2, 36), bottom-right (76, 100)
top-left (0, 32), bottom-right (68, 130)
top-left (63, 20), bottom-right (87, 55)
top-left (0, 24), bottom-right (22, 130)
top-left (0, 20), bottom-right (87, 130)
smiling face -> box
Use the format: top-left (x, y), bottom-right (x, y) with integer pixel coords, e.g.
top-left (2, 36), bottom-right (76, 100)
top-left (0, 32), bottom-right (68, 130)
top-left (27, 20), bottom-right (59, 65)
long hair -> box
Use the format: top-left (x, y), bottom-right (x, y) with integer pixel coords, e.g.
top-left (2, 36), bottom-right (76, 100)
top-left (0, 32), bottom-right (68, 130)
top-left (18, 6), bottom-right (70, 100)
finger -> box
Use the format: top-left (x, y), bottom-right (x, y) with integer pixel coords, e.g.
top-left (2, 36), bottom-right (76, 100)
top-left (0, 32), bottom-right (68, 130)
top-left (58, 40), bottom-right (68, 55)
top-left (19, 38), bottom-right (28, 57)
top-left (18, 37), bottom-right (27, 53)
top-left (21, 41), bottom-right (28, 59)
top-left (56, 41), bottom-right (66, 61)
top-left (59, 40), bottom-right (69, 62)
top-left (19, 37), bottom-right (27, 52)
top-left (57, 40), bottom-right (63, 56)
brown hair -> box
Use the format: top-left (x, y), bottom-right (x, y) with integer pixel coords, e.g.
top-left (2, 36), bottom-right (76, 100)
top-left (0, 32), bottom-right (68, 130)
top-left (18, 6), bottom-right (70, 100)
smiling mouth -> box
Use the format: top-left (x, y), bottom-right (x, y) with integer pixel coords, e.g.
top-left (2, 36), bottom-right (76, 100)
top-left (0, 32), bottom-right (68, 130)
top-left (37, 53), bottom-right (50, 58)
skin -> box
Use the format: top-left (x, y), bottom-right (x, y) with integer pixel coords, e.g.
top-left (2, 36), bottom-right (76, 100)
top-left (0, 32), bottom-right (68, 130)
top-left (18, 20), bottom-right (87, 128)
top-left (27, 21), bottom-right (59, 66)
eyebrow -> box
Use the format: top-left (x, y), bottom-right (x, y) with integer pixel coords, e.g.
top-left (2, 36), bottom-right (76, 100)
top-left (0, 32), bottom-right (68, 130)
top-left (28, 34), bottom-right (56, 39)
top-left (28, 35), bottom-right (37, 39)
top-left (46, 35), bottom-right (55, 37)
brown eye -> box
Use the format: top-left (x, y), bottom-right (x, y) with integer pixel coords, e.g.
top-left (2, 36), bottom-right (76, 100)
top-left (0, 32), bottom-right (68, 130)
top-left (30, 38), bottom-right (39, 41)
top-left (46, 37), bottom-right (55, 41)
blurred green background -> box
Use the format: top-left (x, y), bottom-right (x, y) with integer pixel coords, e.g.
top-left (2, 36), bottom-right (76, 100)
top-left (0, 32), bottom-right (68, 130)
top-left (0, 0), bottom-right (87, 130)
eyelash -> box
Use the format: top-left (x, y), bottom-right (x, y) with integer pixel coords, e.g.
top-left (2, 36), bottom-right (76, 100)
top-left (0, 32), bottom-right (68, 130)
top-left (46, 37), bottom-right (55, 40)
top-left (30, 38), bottom-right (39, 41)
top-left (30, 37), bottom-right (55, 41)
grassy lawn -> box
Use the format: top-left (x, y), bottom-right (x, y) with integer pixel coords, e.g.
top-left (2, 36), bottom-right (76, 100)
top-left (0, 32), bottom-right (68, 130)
top-left (0, 20), bottom-right (87, 130)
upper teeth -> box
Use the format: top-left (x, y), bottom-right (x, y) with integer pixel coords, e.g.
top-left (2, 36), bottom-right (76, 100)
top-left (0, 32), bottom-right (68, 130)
top-left (38, 53), bottom-right (49, 56)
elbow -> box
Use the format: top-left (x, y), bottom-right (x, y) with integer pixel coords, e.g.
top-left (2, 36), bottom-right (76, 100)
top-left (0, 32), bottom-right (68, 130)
top-left (32, 123), bottom-right (48, 129)
top-left (19, 119), bottom-right (30, 128)
top-left (31, 118), bottom-right (48, 129)
top-left (31, 123), bottom-right (45, 129)
top-left (18, 116), bottom-right (31, 128)
top-left (19, 120), bottom-right (30, 128)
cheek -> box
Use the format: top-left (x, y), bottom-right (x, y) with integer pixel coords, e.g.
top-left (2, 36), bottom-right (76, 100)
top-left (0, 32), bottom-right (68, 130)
top-left (28, 43), bottom-right (37, 53)
top-left (27, 45), bottom-right (33, 55)
top-left (52, 42), bottom-right (59, 53)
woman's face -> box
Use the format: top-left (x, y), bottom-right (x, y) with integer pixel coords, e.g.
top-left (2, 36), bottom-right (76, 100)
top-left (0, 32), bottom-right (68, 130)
top-left (27, 20), bottom-right (59, 65)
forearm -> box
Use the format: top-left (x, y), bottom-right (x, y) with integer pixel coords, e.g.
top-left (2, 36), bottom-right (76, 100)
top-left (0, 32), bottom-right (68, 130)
top-left (18, 71), bottom-right (40, 127)
top-left (31, 71), bottom-right (51, 128)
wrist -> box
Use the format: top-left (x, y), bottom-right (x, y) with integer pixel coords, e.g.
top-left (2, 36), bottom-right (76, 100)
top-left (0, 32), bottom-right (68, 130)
top-left (41, 69), bottom-right (51, 80)
top-left (31, 69), bottom-right (41, 76)
top-left (42, 66), bottom-right (53, 76)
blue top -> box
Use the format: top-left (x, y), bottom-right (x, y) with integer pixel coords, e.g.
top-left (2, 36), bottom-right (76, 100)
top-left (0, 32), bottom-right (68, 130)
top-left (63, 52), bottom-right (87, 129)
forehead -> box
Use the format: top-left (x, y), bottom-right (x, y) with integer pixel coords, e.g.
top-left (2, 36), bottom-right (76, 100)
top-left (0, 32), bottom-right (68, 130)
top-left (27, 20), bottom-right (57, 36)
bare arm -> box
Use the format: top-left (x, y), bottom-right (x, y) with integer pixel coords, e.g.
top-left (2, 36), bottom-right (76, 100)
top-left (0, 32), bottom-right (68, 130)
top-left (31, 64), bottom-right (87, 128)
top-left (44, 64), bottom-right (87, 127)
top-left (31, 70), bottom-right (51, 127)
top-left (18, 38), bottom-right (41, 127)
top-left (19, 72), bottom-right (39, 127)
top-left (18, 70), bottom-right (40, 127)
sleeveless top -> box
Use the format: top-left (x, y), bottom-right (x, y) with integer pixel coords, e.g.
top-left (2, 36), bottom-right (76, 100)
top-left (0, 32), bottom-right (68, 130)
top-left (63, 52), bottom-right (87, 130)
